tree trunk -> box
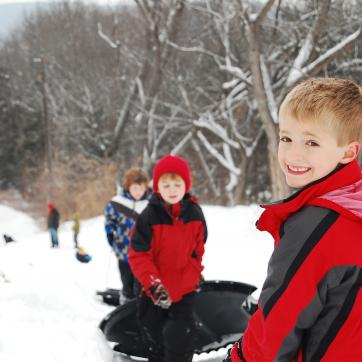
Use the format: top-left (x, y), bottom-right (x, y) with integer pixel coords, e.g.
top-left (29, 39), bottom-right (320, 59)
top-left (235, 148), bottom-right (248, 204)
top-left (245, 21), bottom-right (289, 200)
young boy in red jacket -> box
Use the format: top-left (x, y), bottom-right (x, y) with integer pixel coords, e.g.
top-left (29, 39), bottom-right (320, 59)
top-left (129, 155), bottom-right (207, 362)
top-left (225, 78), bottom-right (362, 362)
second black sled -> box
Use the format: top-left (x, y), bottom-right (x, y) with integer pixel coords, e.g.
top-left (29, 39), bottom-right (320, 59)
top-left (99, 280), bottom-right (257, 358)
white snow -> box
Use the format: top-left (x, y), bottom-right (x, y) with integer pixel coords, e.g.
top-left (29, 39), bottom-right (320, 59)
top-left (0, 203), bottom-right (273, 361)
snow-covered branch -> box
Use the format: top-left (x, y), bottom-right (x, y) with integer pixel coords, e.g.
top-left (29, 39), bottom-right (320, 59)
top-left (223, 143), bottom-right (239, 193)
top-left (97, 23), bottom-right (118, 49)
top-left (191, 138), bottom-right (220, 197)
top-left (219, 64), bottom-right (251, 86)
top-left (197, 131), bottom-right (241, 175)
top-left (166, 40), bottom-right (224, 65)
top-left (134, 0), bottom-right (156, 32)
top-left (170, 131), bottom-right (193, 155)
top-left (11, 100), bottom-right (37, 113)
top-left (285, 0), bottom-right (331, 87)
top-left (260, 55), bottom-right (278, 124)
top-left (194, 113), bottom-right (240, 150)
top-left (254, 0), bottom-right (276, 25)
top-left (287, 28), bottom-right (362, 87)
top-left (136, 77), bottom-right (146, 107)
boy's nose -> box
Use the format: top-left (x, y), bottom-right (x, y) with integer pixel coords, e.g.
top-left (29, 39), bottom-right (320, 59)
top-left (288, 145), bottom-right (304, 161)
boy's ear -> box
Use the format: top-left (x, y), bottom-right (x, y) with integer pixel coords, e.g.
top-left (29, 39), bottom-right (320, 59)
top-left (340, 141), bottom-right (361, 164)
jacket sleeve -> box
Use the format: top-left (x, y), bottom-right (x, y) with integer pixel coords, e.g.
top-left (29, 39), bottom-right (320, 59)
top-left (242, 207), bottom-right (335, 362)
top-left (129, 210), bottom-right (160, 291)
top-left (54, 210), bottom-right (60, 229)
top-left (194, 207), bottom-right (207, 265)
top-left (104, 202), bottom-right (116, 246)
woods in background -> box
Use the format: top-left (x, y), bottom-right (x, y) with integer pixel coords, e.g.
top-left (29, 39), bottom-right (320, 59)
top-left (1, 0), bottom-right (362, 216)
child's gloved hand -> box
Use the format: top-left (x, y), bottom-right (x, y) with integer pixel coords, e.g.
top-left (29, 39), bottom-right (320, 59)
top-left (242, 294), bottom-right (258, 315)
top-left (223, 339), bottom-right (245, 361)
top-left (196, 273), bottom-right (205, 291)
top-left (149, 279), bottom-right (172, 309)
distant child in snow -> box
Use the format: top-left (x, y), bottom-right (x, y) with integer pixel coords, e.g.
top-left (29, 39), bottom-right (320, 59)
top-left (72, 212), bottom-right (80, 248)
top-left (129, 155), bottom-right (207, 362)
top-left (3, 234), bottom-right (15, 244)
top-left (75, 247), bottom-right (92, 263)
top-left (47, 202), bottom-right (60, 248)
top-left (225, 78), bottom-right (362, 362)
top-left (104, 167), bottom-right (150, 301)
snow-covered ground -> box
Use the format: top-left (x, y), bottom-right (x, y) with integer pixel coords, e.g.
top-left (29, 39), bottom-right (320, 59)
top-left (0, 203), bottom-right (273, 362)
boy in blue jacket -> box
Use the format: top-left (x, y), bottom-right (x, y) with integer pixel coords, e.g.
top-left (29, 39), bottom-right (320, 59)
top-left (104, 167), bottom-right (149, 300)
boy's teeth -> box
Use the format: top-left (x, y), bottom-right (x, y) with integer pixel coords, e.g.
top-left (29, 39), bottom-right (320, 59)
top-left (288, 165), bottom-right (309, 172)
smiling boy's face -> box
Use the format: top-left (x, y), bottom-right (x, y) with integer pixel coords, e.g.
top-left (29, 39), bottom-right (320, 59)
top-left (278, 113), bottom-right (359, 188)
top-left (157, 174), bottom-right (186, 204)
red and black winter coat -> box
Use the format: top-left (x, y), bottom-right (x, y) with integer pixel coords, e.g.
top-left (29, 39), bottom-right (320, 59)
top-left (238, 160), bottom-right (362, 362)
top-left (47, 208), bottom-right (60, 230)
top-left (129, 193), bottom-right (207, 303)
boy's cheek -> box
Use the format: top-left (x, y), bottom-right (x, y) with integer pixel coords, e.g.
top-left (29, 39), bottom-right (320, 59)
top-left (277, 150), bottom-right (285, 169)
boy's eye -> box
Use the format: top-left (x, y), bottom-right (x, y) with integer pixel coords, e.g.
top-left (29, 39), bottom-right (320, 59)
top-left (279, 136), bottom-right (291, 142)
top-left (306, 140), bottom-right (319, 146)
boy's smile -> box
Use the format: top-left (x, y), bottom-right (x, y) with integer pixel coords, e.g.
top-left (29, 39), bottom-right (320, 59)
top-left (286, 165), bottom-right (311, 175)
top-left (278, 114), bottom-right (358, 188)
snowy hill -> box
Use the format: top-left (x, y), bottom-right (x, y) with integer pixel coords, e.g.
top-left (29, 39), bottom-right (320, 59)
top-left (0, 204), bottom-right (273, 361)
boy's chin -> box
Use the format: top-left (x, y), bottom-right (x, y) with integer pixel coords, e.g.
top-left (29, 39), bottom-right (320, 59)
top-left (285, 177), bottom-right (309, 189)
top-left (167, 199), bottom-right (182, 204)
top-left (163, 195), bottom-right (185, 204)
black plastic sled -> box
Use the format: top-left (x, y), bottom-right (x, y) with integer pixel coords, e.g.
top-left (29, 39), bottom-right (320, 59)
top-left (96, 288), bottom-right (123, 306)
top-left (99, 280), bottom-right (256, 358)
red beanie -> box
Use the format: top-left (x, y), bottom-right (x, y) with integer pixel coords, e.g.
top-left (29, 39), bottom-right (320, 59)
top-left (153, 155), bottom-right (191, 192)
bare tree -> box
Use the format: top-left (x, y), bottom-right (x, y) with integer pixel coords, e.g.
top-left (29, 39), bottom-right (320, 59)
top-left (2, 0), bottom-right (362, 205)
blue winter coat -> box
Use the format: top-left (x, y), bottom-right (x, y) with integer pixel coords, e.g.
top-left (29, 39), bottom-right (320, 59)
top-left (104, 190), bottom-right (149, 262)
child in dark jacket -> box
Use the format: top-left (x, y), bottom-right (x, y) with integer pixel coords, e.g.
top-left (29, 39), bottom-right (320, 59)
top-left (225, 78), bottom-right (362, 362)
top-left (47, 202), bottom-right (60, 248)
top-left (104, 167), bottom-right (149, 300)
top-left (129, 155), bottom-right (207, 362)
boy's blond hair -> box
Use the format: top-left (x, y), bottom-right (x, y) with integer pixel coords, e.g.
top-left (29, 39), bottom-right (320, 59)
top-left (123, 167), bottom-right (148, 191)
top-left (158, 173), bottom-right (184, 183)
top-left (279, 78), bottom-right (362, 145)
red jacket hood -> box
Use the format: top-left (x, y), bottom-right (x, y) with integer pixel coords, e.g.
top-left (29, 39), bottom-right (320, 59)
top-left (257, 160), bottom-right (362, 240)
top-left (313, 177), bottom-right (362, 219)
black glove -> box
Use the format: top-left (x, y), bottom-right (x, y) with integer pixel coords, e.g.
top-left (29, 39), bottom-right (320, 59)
top-left (149, 279), bottom-right (172, 309)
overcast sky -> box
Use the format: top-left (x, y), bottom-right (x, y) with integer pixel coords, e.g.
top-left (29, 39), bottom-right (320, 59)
top-left (0, 0), bottom-right (135, 39)
top-left (0, 0), bottom-right (132, 4)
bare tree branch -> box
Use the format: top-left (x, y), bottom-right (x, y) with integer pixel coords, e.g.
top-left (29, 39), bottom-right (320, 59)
top-left (287, 28), bottom-right (362, 87)
top-left (285, 0), bottom-right (331, 87)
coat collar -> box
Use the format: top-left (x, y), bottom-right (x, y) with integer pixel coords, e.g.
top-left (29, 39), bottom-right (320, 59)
top-left (149, 192), bottom-right (198, 219)
top-left (257, 160), bottom-right (361, 239)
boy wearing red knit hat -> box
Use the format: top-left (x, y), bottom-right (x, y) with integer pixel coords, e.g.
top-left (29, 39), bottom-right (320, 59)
top-left (129, 155), bottom-right (207, 362)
